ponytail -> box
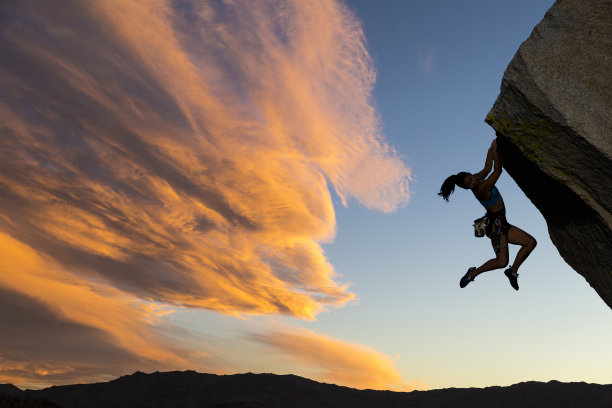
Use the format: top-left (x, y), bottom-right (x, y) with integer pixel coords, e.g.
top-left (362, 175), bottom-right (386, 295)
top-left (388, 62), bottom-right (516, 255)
top-left (438, 172), bottom-right (469, 202)
top-left (438, 175), bottom-right (457, 202)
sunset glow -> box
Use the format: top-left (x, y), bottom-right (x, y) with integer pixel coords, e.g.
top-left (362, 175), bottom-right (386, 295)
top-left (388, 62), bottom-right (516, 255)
top-left (2, 0), bottom-right (609, 393)
top-left (251, 327), bottom-right (425, 391)
top-left (0, 0), bottom-right (411, 389)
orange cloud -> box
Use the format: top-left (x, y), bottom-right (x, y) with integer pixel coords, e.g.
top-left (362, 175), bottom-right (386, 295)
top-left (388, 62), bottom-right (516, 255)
top-left (0, 231), bottom-right (205, 388)
top-left (0, 0), bottom-right (412, 386)
top-left (250, 328), bottom-right (426, 391)
top-left (0, 232), bottom-right (191, 360)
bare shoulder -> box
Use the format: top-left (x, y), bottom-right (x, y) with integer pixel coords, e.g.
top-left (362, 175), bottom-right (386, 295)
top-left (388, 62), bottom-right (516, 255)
top-left (473, 183), bottom-right (490, 200)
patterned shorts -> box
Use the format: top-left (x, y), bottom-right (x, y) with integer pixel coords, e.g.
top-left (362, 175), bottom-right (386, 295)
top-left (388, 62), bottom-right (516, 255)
top-left (485, 210), bottom-right (512, 254)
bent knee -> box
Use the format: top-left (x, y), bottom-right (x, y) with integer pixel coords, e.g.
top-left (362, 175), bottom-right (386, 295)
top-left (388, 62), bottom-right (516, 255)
top-left (529, 238), bottom-right (537, 250)
top-left (495, 256), bottom-right (509, 269)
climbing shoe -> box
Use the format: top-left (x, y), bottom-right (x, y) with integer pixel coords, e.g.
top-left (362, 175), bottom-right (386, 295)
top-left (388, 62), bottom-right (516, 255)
top-left (504, 267), bottom-right (519, 291)
top-left (460, 267), bottom-right (476, 288)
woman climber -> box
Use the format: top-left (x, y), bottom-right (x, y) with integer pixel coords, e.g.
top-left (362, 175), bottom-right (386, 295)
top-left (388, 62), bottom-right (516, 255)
top-left (438, 140), bottom-right (537, 290)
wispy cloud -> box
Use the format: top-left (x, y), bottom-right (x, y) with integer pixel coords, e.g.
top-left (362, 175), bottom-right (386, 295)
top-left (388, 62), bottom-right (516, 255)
top-left (249, 327), bottom-right (426, 391)
top-left (418, 49), bottom-right (436, 73)
top-left (0, 232), bottom-right (199, 388)
top-left (0, 0), bottom-right (412, 386)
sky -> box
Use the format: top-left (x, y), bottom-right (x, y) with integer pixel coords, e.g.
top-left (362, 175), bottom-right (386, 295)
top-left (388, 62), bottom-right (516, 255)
top-left (1, 0), bottom-right (611, 392)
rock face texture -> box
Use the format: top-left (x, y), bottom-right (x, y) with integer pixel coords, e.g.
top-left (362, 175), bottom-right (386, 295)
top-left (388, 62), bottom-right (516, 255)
top-left (486, 0), bottom-right (612, 308)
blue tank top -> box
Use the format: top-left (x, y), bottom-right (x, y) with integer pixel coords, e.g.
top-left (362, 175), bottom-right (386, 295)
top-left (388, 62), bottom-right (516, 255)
top-left (480, 186), bottom-right (501, 209)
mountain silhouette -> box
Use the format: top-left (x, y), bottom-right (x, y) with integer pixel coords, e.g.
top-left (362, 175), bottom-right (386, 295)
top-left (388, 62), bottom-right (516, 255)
top-left (0, 392), bottom-right (62, 408)
top-left (2, 371), bottom-right (611, 408)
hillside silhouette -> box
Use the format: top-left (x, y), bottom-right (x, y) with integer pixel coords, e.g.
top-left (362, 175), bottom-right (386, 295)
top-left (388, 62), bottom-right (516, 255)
top-left (2, 371), bottom-right (611, 408)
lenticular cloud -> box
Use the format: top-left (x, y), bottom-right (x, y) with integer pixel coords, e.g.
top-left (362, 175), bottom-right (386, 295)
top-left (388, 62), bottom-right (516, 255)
top-left (0, 0), bottom-right (411, 325)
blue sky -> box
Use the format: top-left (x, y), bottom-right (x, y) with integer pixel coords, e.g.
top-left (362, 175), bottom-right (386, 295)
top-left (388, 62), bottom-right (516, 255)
top-left (312, 0), bottom-right (612, 387)
top-left (179, 0), bottom-right (612, 389)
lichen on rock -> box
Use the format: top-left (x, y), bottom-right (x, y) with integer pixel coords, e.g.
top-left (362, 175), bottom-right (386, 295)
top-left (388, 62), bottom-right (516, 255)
top-left (486, 0), bottom-right (612, 308)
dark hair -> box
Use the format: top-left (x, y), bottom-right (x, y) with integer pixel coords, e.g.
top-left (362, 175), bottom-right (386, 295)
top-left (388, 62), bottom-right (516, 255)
top-left (438, 172), bottom-right (469, 202)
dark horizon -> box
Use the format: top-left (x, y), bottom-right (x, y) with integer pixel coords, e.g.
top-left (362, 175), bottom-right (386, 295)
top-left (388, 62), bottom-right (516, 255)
top-left (3, 371), bottom-right (612, 408)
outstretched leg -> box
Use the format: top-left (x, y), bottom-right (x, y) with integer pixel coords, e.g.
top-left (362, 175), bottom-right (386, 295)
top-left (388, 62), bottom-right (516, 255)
top-left (507, 226), bottom-right (537, 274)
top-left (470, 234), bottom-right (509, 279)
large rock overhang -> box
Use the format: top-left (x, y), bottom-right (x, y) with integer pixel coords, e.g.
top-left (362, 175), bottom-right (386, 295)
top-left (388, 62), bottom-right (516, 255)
top-left (486, 0), bottom-right (612, 308)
